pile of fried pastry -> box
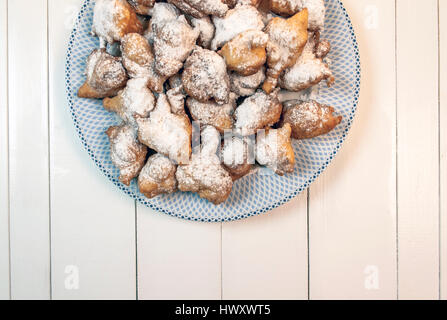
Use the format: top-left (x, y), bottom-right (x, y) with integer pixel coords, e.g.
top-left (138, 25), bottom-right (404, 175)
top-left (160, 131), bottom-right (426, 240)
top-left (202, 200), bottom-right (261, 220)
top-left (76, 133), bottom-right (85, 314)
top-left (78, 0), bottom-right (342, 205)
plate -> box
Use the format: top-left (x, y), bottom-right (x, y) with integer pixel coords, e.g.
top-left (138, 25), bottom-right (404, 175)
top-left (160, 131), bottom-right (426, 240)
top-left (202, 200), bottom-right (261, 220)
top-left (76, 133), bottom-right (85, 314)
top-left (65, 0), bottom-right (361, 222)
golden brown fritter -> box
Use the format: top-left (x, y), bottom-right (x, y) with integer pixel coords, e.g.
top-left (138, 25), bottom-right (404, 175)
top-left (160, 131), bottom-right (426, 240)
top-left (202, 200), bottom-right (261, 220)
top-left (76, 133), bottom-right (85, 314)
top-left (256, 123), bottom-right (295, 175)
top-left (176, 126), bottom-right (233, 205)
top-left (92, 0), bottom-right (143, 45)
top-left (182, 46), bottom-right (231, 105)
top-left (106, 124), bottom-right (148, 186)
top-left (281, 100), bottom-right (342, 139)
top-left (262, 9), bottom-right (308, 93)
top-left (78, 49), bottom-right (128, 99)
top-left (138, 154), bottom-right (178, 198)
top-left (218, 30), bottom-right (268, 76)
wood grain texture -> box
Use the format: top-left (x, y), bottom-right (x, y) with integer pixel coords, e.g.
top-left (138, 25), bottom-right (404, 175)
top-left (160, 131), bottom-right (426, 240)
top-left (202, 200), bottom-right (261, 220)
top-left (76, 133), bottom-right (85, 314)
top-left (309, 0), bottom-right (397, 299)
top-left (397, 0), bottom-right (440, 300)
top-left (222, 194), bottom-right (308, 300)
top-left (48, 0), bottom-right (137, 300)
top-left (8, 0), bottom-right (51, 299)
top-left (137, 207), bottom-right (221, 300)
top-left (440, 0), bottom-right (447, 301)
top-left (0, 0), bottom-right (10, 300)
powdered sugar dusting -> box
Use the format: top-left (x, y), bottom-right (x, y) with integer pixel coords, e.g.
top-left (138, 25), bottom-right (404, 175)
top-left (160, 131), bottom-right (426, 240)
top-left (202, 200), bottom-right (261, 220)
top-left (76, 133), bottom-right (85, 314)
top-left (279, 32), bottom-right (334, 91)
top-left (234, 90), bottom-right (282, 135)
top-left (211, 5), bottom-right (265, 50)
top-left (120, 78), bottom-right (155, 125)
top-left (182, 46), bottom-right (230, 104)
top-left (107, 124), bottom-right (148, 185)
top-left (176, 126), bottom-right (233, 205)
top-left (136, 94), bottom-right (191, 164)
top-left (230, 66), bottom-right (266, 96)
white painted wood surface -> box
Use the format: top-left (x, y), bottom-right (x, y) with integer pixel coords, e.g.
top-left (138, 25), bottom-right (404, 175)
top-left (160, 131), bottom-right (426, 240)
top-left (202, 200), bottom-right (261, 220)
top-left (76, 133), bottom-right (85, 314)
top-left (222, 194), bottom-right (308, 300)
top-left (1, 0), bottom-right (445, 300)
top-left (440, 0), bottom-right (447, 301)
top-left (137, 207), bottom-right (221, 300)
top-left (396, 0), bottom-right (440, 300)
top-left (309, 0), bottom-right (396, 299)
top-left (48, 0), bottom-right (137, 300)
top-left (7, 0), bottom-right (51, 300)
top-left (0, 0), bottom-right (10, 300)
top-left (309, 0), bottom-right (397, 300)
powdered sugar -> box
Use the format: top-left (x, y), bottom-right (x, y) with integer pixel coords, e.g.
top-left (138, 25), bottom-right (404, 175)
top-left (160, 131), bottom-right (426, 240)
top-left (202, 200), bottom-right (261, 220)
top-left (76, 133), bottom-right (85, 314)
top-left (106, 124), bottom-right (148, 185)
top-left (255, 123), bottom-right (295, 175)
top-left (281, 99), bottom-right (341, 139)
top-left (136, 94), bottom-right (191, 164)
top-left (279, 32), bottom-right (334, 91)
top-left (168, 0), bottom-right (229, 18)
top-left (186, 93), bottom-right (236, 132)
top-left (176, 126), bottom-right (233, 204)
top-left (145, 2), bottom-right (180, 43)
top-left (153, 15), bottom-right (200, 77)
top-left (270, 0), bottom-right (325, 30)
top-left (120, 78), bottom-right (155, 125)
top-left (211, 4), bottom-right (265, 50)
top-left (182, 46), bottom-right (230, 104)
top-left (189, 16), bottom-right (215, 49)
top-left (92, 0), bottom-right (141, 45)
top-left (234, 90), bottom-right (282, 135)
top-left (138, 153), bottom-right (178, 198)
top-left (230, 66), bottom-right (266, 96)
top-left (86, 49), bottom-right (127, 94)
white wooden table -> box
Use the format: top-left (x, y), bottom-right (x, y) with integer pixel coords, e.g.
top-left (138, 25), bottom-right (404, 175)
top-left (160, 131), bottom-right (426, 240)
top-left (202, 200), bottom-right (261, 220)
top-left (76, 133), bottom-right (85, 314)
top-left (0, 0), bottom-right (445, 300)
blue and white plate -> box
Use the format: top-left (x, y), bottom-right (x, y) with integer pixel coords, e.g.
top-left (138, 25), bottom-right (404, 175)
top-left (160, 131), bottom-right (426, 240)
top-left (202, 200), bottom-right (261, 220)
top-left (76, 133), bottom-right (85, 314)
top-left (65, 0), bottom-right (361, 222)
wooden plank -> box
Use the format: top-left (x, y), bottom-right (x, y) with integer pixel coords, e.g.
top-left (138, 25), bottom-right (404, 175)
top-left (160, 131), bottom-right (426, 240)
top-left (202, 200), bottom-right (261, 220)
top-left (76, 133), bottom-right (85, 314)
top-left (309, 0), bottom-right (397, 299)
top-left (48, 0), bottom-right (137, 299)
top-left (222, 194), bottom-right (308, 300)
top-left (8, 0), bottom-right (51, 299)
top-left (396, 0), bottom-right (439, 300)
top-left (0, 0), bottom-right (10, 300)
top-left (440, 0), bottom-right (447, 301)
top-left (137, 207), bottom-right (221, 300)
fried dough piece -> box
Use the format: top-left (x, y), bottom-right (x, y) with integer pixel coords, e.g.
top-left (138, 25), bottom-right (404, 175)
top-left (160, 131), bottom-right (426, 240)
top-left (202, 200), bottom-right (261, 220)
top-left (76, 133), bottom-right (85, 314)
top-left (127, 0), bottom-right (155, 15)
top-left (234, 89), bottom-right (282, 136)
top-left (166, 86), bottom-right (187, 115)
top-left (221, 136), bottom-right (254, 180)
top-left (168, 0), bottom-right (229, 18)
top-left (270, 0), bottom-right (325, 30)
top-left (106, 124), bottom-right (148, 186)
top-left (262, 9), bottom-right (308, 93)
top-left (168, 74), bottom-right (184, 91)
top-left (269, 0), bottom-right (301, 16)
top-left (315, 38), bottom-right (331, 58)
top-left (223, 0), bottom-right (262, 8)
top-left (138, 154), bottom-right (178, 198)
top-left (120, 33), bottom-right (168, 92)
top-left (103, 78), bottom-right (155, 127)
top-left (136, 93), bottom-right (192, 165)
top-left (153, 15), bottom-right (200, 77)
top-left (279, 32), bottom-right (334, 91)
top-left (92, 0), bottom-right (143, 45)
top-left (176, 126), bottom-right (233, 204)
top-left (188, 16), bottom-right (215, 49)
top-left (187, 93), bottom-right (237, 133)
top-left (78, 49), bottom-right (128, 99)
top-left (211, 5), bottom-right (265, 50)
top-left (144, 2), bottom-right (180, 43)
top-left (218, 30), bottom-right (268, 76)
top-left (256, 123), bottom-right (295, 175)
top-left (230, 66), bottom-right (266, 97)
top-left (182, 46), bottom-right (231, 105)
top-left (281, 100), bottom-right (342, 139)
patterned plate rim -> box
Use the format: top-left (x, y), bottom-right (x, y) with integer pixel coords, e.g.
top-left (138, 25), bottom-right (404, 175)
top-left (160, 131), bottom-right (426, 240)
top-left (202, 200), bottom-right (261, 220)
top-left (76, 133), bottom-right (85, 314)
top-left (65, 0), bottom-right (361, 223)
